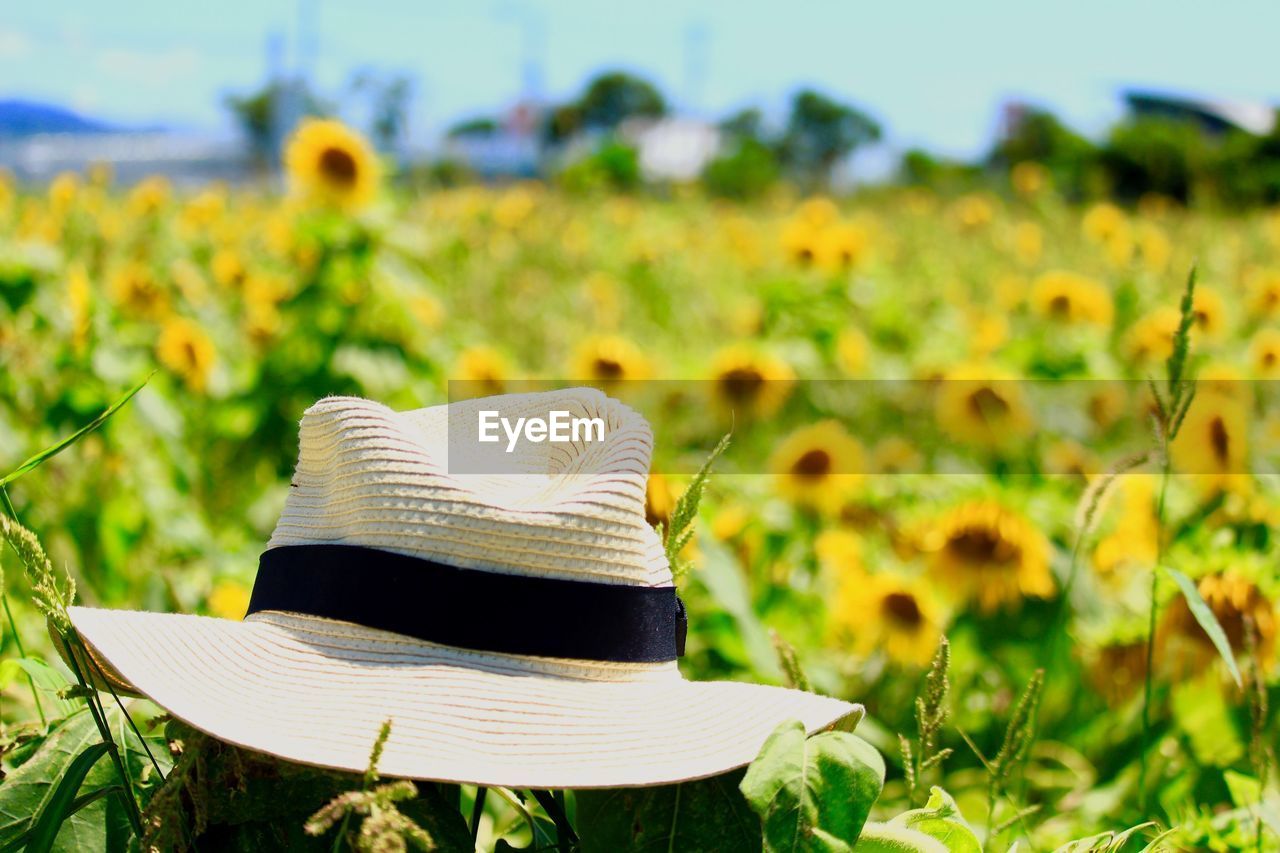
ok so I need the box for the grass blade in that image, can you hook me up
[1164,566,1243,688]
[23,742,112,853]
[0,373,152,487]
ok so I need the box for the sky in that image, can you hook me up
[0,1,1276,159]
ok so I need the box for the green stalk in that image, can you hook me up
[1139,446,1172,812]
[61,630,145,837]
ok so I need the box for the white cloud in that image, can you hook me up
[96,47,201,84]
[0,28,33,60]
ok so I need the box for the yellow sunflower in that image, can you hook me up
[1082,202,1127,244]
[1124,306,1180,364]
[708,345,795,419]
[1159,569,1276,674]
[1247,267,1280,320]
[921,500,1053,612]
[156,316,216,392]
[207,579,251,620]
[769,421,864,513]
[1011,221,1043,266]
[1029,270,1114,327]
[832,570,945,667]
[284,118,381,212]
[1092,475,1159,580]
[1171,394,1249,481]
[569,335,651,384]
[935,366,1034,451]
[453,346,511,397]
[1249,328,1280,378]
[815,221,872,273]
[1190,285,1228,340]
[835,327,869,375]
[781,219,820,267]
[1010,161,1048,197]
[872,437,924,474]
[109,262,169,320]
[645,473,676,529]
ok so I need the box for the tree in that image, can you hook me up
[987,106,1098,199]
[351,71,413,154]
[778,89,881,186]
[576,71,667,132]
[225,81,328,165]
[719,107,766,143]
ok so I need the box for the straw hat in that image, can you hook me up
[62,389,859,788]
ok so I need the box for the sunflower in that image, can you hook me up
[570,335,651,384]
[832,570,945,667]
[126,175,171,217]
[1011,161,1048,197]
[453,346,511,397]
[815,528,862,575]
[871,437,924,474]
[835,327,869,375]
[157,316,216,392]
[815,222,871,273]
[1247,267,1280,320]
[1011,221,1043,266]
[1171,394,1248,480]
[1159,569,1276,674]
[1082,202,1127,244]
[645,473,676,529]
[1134,223,1172,275]
[769,421,864,512]
[109,262,169,320]
[1124,306,1180,364]
[284,118,380,212]
[921,500,1053,612]
[1086,638,1149,706]
[935,367,1034,451]
[1190,286,1228,339]
[1029,271,1113,327]
[66,262,92,352]
[781,218,820,267]
[207,579,251,620]
[1249,328,1280,378]
[1092,475,1158,579]
[708,345,794,419]
[950,194,994,230]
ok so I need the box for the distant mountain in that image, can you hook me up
[0,99,114,136]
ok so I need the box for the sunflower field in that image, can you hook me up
[1,118,1279,851]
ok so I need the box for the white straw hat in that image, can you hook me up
[62,389,859,788]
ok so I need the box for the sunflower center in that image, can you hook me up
[1209,416,1230,466]
[720,367,765,401]
[592,358,625,379]
[1048,294,1072,316]
[319,146,359,186]
[1264,351,1277,368]
[968,386,1010,421]
[882,591,923,627]
[946,525,1019,566]
[791,449,832,481]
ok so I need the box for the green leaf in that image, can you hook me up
[1164,566,1243,687]
[739,720,885,853]
[888,788,980,853]
[24,743,112,853]
[0,373,152,486]
[851,823,947,852]
[696,536,781,680]
[0,710,130,852]
[0,786,124,853]
[578,769,761,853]
[0,658,76,717]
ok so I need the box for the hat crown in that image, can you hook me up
[267,389,672,587]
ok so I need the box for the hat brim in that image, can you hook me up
[65,606,861,789]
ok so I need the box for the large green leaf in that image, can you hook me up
[577,769,762,852]
[739,720,885,853]
[852,823,947,852]
[0,710,129,852]
[888,788,980,853]
[696,536,782,679]
[1164,567,1242,687]
[24,743,112,853]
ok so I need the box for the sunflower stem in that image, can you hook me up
[1140,441,1172,813]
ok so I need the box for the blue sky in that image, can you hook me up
[0,1,1274,158]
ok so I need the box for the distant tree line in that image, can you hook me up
[907,105,1280,207]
